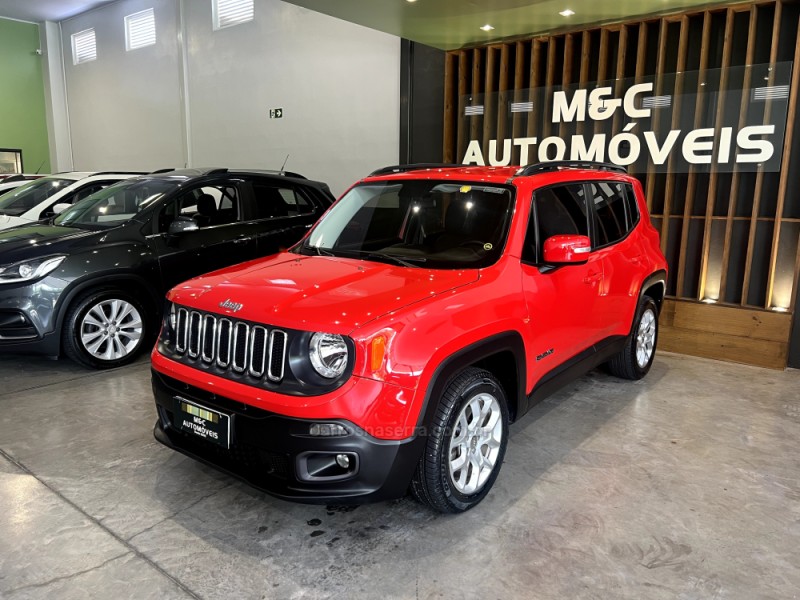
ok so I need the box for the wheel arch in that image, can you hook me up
[638,269,667,314]
[53,274,162,355]
[414,332,527,431]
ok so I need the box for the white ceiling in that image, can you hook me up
[0,0,116,23]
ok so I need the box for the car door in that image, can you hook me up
[588,180,651,339]
[241,177,325,256]
[520,183,606,380]
[146,182,259,291]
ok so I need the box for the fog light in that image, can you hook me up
[309,423,348,436]
[335,454,351,469]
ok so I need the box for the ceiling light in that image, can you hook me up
[480,24,495,31]
[559,9,575,16]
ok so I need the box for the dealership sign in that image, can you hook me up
[460,62,791,172]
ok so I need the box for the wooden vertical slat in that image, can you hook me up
[495,44,511,164]
[526,39,544,140]
[576,31,592,138]
[611,25,629,136]
[443,52,457,163]
[454,51,470,163]
[676,12,713,298]
[698,9,736,302]
[742,2,784,307]
[594,29,611,136]
[469,48,483,150]
[560,34,575,141]
[718,7,757,300]
[644,19,669,212]
[542,37,557,140]
[660,16,691,253]
[511,41,527,147]
[766,6,800,309]
[482,46,498,156]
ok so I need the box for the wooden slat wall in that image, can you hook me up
[443,0,800,369]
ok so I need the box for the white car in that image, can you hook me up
[0,171,143,230]
[0,175,45,197]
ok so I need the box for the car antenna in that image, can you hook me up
[35,160,45,174]
[279,154,290,176]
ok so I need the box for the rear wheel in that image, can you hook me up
[62,289,148,369]
[607,296,658,380]
[410,368,509,513]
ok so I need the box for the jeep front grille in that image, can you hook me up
[174,308,287,382]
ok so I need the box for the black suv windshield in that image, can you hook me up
[0,178,73,216]
[297,180,514,269]
[55,178,175,229]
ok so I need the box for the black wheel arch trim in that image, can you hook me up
[415,331,527,432]
[638,269,667,311]
[52,274,162,354]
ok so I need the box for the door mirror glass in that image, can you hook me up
[168,216,199,235]
[543,234,591,264]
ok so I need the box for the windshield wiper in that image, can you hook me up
[303,244,335,257]
[364,252,427,268]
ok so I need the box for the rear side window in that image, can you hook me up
[524,184,588,263]
[251,183,313,218]
[589,181,641,248]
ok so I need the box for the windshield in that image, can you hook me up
[297,180,514,269]
[54,178,174,229]
[0,178,73,216]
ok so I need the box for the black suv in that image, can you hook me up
[0,168,334,369]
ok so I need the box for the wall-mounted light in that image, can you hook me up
[771,306,788,313]
[559,9,576,17]
[480,24,495,31]
[701,297,717,304]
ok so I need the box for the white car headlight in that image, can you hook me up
[0,256,66,284]
[309,332,349,379]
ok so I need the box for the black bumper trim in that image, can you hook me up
[152,369,424,504]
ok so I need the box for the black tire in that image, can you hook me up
[410,368,510,513]
[607,296,659,380]
[62,288,149,369]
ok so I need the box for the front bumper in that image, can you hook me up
[0,281,60,356]
[152,369,425,504]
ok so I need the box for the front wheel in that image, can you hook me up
[62,289,149,369]
[607,296,659,380]
[410,368,509,513]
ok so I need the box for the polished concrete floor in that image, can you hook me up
[0,351,798,600]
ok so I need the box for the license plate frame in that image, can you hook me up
[174,397,231,449]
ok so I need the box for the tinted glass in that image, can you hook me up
[624,183,639,228]
[55,178,175,229]
[157,185,241,232]
[298,180,514,269]
[0,178,73,216]
[251,183,312,218]
[525,184,589,262]
[590,181,628,247]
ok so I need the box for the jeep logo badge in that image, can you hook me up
[219,299,243,312]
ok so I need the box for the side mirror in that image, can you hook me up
[52,203,71,215]
[168,216,199,235]
[543,234,592,264]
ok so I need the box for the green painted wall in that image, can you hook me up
[0,18,50,174]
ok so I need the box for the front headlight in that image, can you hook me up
[309,332,349,379]
[0,256,66,284]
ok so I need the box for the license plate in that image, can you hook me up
[174,397,231,449]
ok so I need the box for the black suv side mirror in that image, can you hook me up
[168,216,199,236]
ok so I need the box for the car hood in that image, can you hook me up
[0,215,30,230]
[169,254,479,334]
[0,224,102,262]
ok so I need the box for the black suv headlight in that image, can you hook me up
[308,333,349,379]
[0,256,66,284]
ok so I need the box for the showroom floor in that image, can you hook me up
[0,352,798,600]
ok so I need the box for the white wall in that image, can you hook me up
[40,21,73,172]
[58,0,400,194]
[61,0,185,171]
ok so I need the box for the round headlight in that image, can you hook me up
[309,332,349,379]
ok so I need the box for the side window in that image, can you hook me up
[590,181,628,248]
[157,185,241,232]
[523,184,589,262]
[624,183,640,228]
[251,183,312,218]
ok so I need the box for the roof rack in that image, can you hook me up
[149,168,175,174]
[93,171,147,176]
[516,161,628,176]
[369,163,464,177]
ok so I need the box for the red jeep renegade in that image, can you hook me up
[151,162,668,513]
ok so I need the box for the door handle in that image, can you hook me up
[233,236,254,245]
[583,270,602,284]
[630,255,643,264]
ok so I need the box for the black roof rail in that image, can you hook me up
[149,168,175,174]
[93,171,147,176]
[205,168,229,176]
[369,163,465,177]
[516,161,628,176]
